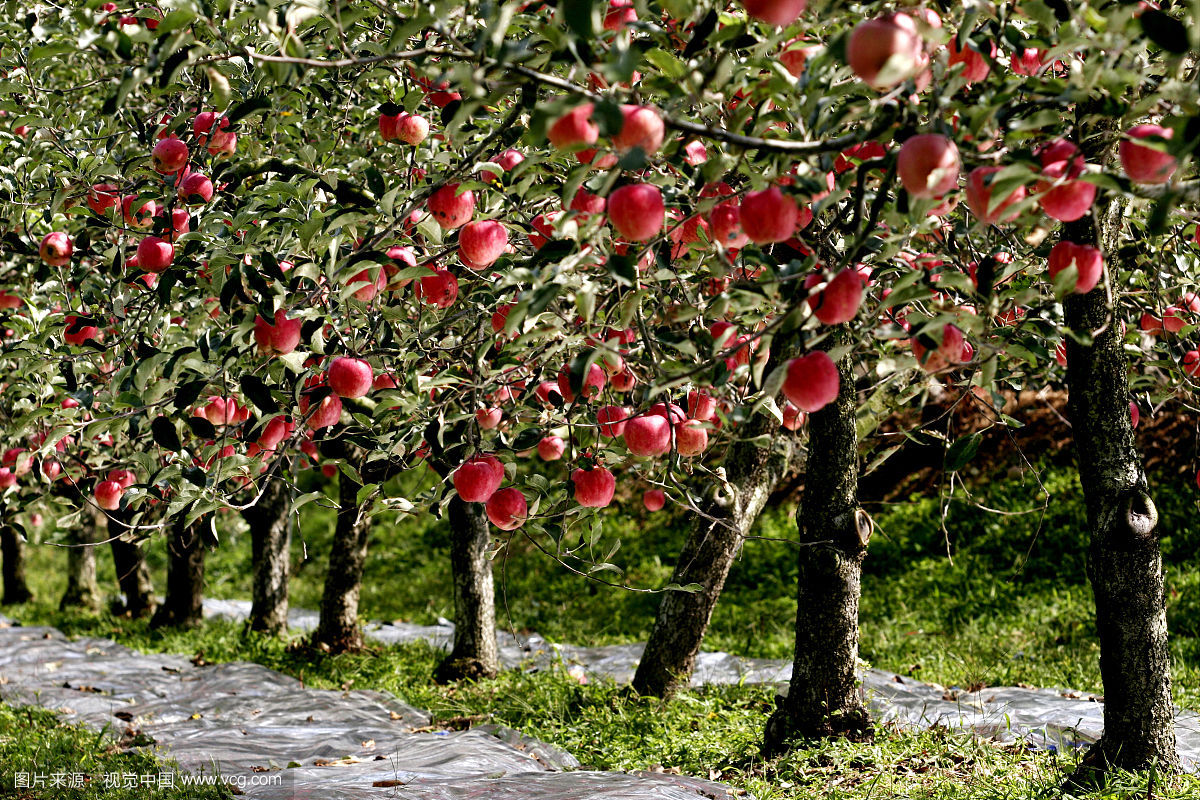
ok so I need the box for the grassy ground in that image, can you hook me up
[3,456,1199,798]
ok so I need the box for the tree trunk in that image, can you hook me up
[434,496,499,682]
[150,517,208,629]
[765,332,871,754]
[60,510,101,612]
[243,476,293,634]
[107,510,156,619]
[312,473,370,652]
[1062,195,1179,776]
[633,414,793,697]
[0,523,32,605]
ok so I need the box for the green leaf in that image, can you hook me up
[945,433,982,472]
[1140,9,1190,54]
[240,375,278,413]
[227,95,272,123]
[152,416,182,452]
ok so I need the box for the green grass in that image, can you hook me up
[4,458,1200,799]
[0,703,229,799]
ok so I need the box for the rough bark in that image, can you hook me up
[243,475,293,634]
[0,523,32,605]
[60,509,102,612]
[107,510,156,619]
[633,413,793,697]
[312,471,370,652]
[1062,180,1178,776]
[150,517,208,629]
[765,330,871,754]
[434,496,500,682]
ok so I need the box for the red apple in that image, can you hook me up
[136,236,174,273]
[63,315,99,346]
[623,414,671,457]
[805,268,864,325]
[596,405,629,436]
[643,489,665,512]
[1184,350,1200,377]
[537,436,566,461]
[608,183,664,241]
[742,0,806,27]
[459,220,508,267]
[782,352,840,412]
[486,487,528,530]
[301,393,343,430]
[88,183,120,214]
[1048,241,1103,294]
[557,363,606,403]
[847,13,922,90]
[94,479,123,510]
[740,187,798,243]
[454,455,504,502]
[674,419,708,456]
[687,391,717,421]
[122,195,157,227]
[965,166,1026,225]
[614,105,664,155]
[151,137,189,174]
[1121,124,1176,185]
[572,465,616,507]
[414,268,459,308]
[428,183,476,230]
[258,416,295,450]
[328,357,373,399]
[395,113,429,145]
[548,104,599,150]
[254,310,302,356]
[897,134,960,199]
[604,0,636,31]
[782,401,807,430]
[709,201,748,249]
[948,37,995,83]
[40,232,73,267]
[107,469,136,489]
[178,172,214,204]
[0,468,15,489]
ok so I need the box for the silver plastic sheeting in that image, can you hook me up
[203,598,1200,770]
[0,616,738,800]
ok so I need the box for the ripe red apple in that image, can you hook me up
[94,479,123,510]
[847,13,922,90]
[805,268,864,325]
[475,407,503,430]
[63,315,99,346]
[207,128,237,157]
[740,187,798,243]
[948,37,995,83]
[897,134,960,199]
[608,183,664,242]
[40,232,73,267]
[613,105,664,154]
[1011,48,1044,76]
[151,137,189,174]
[548,103,599,150]
[454,455,504,502]
[537,436,567,461]
[674,420,709,456]
[572,465,616,508]
[459,220,508,267]
[610,366,637,392]
[965,166,1026,225]
[258,416,295,450]
[596,405,629,436]
[1184,350,1200,378]
[328,357,374,398]
[0,468,15,489]
[254,310,302,356]
[88,183,120,214]
[643,489,665,512]
[1048,241,1103,294]
[136,236,174,273]
[650,402,687,424]
[414,268,459,308]
[912,324,969,372]
[782,401,807,430]
[623,414,672,457]
[107,468,136,489]
[378,112,400,141]
[709,201,748,249]
[687,391,717,421]
[394,113,429,145]
[1120,124,1176,185]
[427,183,475,229]
[122,195,157,227]
[486,487,528,530]
[604,0,636,31]
[301,393,343,430]
[557,363,607,403]
[781,352,840,412]
[1130,402,1141,429]
[178,172,214,204]
[742,0,806,27]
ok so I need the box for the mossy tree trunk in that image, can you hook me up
[313,469,371,652]
[765,330,871,754]
[151,516,208,629]
[633,413,793,697]
[1062,188,1178,776]
[434,496,500,682]
[243,475,293,634]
